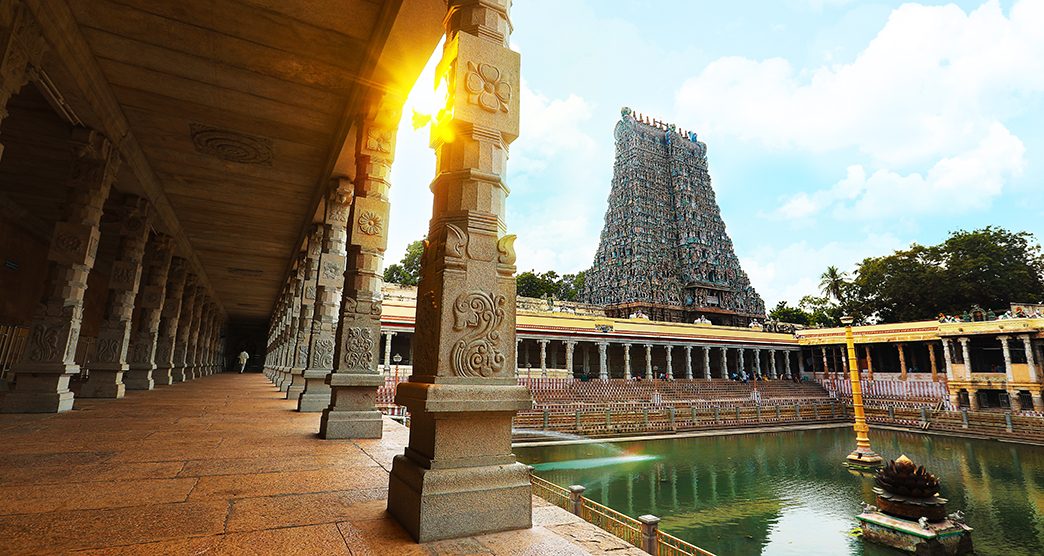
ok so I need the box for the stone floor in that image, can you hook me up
[0,373,647,555]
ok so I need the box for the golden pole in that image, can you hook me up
[842,316,883,469]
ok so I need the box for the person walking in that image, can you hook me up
[238,350,249,373]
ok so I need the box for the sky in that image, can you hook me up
[385,0,1044,309]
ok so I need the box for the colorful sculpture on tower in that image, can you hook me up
[582,107,766,326]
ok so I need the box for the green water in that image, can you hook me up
[515,427,1044,555]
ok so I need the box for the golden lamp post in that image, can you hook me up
[841,315,883,470]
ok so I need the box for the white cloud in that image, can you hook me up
[508,83,605,274]
[678,0,1043,223]
[678,0,1044,165]
[740,233,907,307]
[767,122,1025,221]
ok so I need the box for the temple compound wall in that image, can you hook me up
[582,108,765,326]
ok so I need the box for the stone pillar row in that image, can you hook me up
[0,133,226,412]
[0,6,227,411]
[511,338,799,380]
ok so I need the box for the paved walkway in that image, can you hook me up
[0,373,645,555]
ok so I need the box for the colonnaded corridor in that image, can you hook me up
[0,373,641,555]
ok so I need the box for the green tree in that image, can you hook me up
[799,295,845,328]
[941,227,1044,310]
[768,301,810,326]
[558,271,586,301]
[515,269,587,300]
[382,239,425,286]
[846,227,1044,323]
[516,270,549,298]
[819,265,849,302]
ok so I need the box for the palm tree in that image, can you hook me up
[820,266,848,302]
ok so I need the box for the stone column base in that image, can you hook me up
[387,381,533,542]
[319,373,384,439]
[276,370,291,392]
[79,369,127,399]
[153,367,174,386]
[297,370,332,412]
[124,369,155,390]
[173,368,188,383]
[0,370,77,413]
[285,369,306,400]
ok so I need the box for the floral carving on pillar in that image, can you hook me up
[357,211,383,236]
[465,61,511,113]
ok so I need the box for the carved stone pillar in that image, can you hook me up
[703,346,711,379]
[928,342,939,383]
[271,310,283,381]
[684,345,692,380]
[284,255,308,399]
[200,302,216,375]
[959,337,972,376]
[84,198,153,398]
[538,339,548,376]
[864,345,874,380]
[769,349,778,379]
[897,343,907,380]
[752,348,760,377]
[644,344,653,379]
[291,226,321,384]
[783,350,792,378]
[719,346,728,378]
[319,112,397,437]
[622,343,631,378]
[941,339,954,381]
[998,336,1013,382]
[2,130,118,413]
[821,347,829,379]
[564,340,575,376]
[123,233,174,389]
[664,345,673,379]
[172,279,198,383]
[738,348,745,376]
[153,258,187,385]
[388,0,531,540]
[597,341,608,380]
[1020,335,1038,383]
[0,1,47,163]
[201,312,214,375]
[185,287,207,381]
[275,286,294,390]
[383,331,397,374]
[298,189,345,412]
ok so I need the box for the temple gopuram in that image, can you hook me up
[582,107,765,326]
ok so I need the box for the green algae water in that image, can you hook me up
[515,427,1044,555]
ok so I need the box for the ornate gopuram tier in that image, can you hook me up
[387,0,532,543]
[581,108,765,326]
[1,129,119,413]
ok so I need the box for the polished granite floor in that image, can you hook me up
[0,372,646,555]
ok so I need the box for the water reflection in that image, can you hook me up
[515,428,1044,556]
